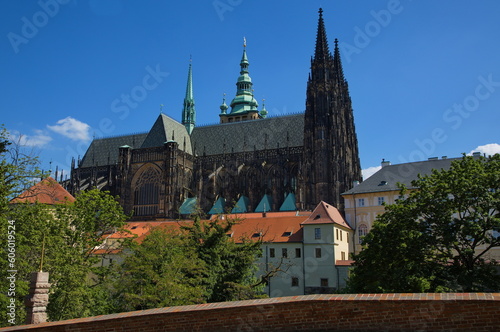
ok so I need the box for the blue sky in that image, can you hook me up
[2,0,500,180]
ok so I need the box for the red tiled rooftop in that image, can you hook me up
[301,201,351,229]
[10,177,75,205]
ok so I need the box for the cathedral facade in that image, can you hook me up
[67,9,362,219]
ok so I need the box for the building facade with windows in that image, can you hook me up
[96,201,354,297]
[342,158,457,253]
[342,155,500,260]
[66,9,361,218]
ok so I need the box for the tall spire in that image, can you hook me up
[333,38,346,84]
[182,58,195,135]
[314,8,332,62]
[302,8,362,212]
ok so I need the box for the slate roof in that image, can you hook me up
[11,177,75,205]
[342,158,459,195]
[191,113,304,156]
[80,113,303,168]
[80,132,148,168]
[141,113,193,154]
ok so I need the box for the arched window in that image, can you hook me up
[133,167,161,216]
[358,224,368,244]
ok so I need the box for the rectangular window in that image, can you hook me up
[378,196,385,205]
[315,248,322,258]
[341,251,346,260]
[321,278,329,287]
[358,198,365,207]
[295,248,301,258]
[269,248,275,258]
[291,277,299,287]
[282,248,288,258]
[314,227,321,240]
[336,229,339,240]
[340,230,343,241]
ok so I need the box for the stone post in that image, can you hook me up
[25,272,50,324]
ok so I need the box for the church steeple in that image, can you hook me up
[182,59,195,135]
[302,8,362,212]
[314,8,332,62]
[220,38,260,123]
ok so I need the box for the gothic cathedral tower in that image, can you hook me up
[302,8,362,212]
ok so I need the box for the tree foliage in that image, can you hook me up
[112,227,206,311]
[348,154,500,293]
[0,187,127,326]
[182,216,264,302]
[111,216,265,311]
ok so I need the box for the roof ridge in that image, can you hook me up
[195,112,305,129]
[93,131,149,141]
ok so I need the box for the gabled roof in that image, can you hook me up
[255,194,272,213]
[80,132,148,168]
[179,197,198,215]
[209,197,226,215]
[280,192,296,211]
[141,113,192,154]
[232,195,249,213]
[10,177,75,205]
[301,201,351,229]
[191,113,304,156]
[342,158,457,195]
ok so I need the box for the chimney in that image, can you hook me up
[381,159,391,168]
[25,272,51,324]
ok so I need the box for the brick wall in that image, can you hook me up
[1,293,499,331]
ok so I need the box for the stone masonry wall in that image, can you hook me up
[1,293,499,331]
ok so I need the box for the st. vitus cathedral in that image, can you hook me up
[67,9,362,219]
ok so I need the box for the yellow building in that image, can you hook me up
[342,155,500,261]
[343,157,456,253]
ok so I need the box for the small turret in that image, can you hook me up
[219,93,228,115]
[260,99,268,118]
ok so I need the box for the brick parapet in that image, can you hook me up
[2,293,499,331]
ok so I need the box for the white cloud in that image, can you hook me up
[47,117,91,141]
[9,129,52,147]
[362,165,382,180]
[468,143,500,156]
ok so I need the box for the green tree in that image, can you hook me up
[46,189,128,320]
[348,154,500,293]
[182,216,264,302]
[0,189,127,326]
[0,127,48,326]
[112,227,206,311]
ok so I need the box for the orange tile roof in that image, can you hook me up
[335,260,355,266]
[97,202,347,251]
[100,214,310,247]
[301,201,351,229]
[228,215,307,243]
[10,177,75,205]
[211,210,311,220]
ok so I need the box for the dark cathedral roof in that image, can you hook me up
[141,113,193,154]
[80,132,148,168]
[190,113,304,156]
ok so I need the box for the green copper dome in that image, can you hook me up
[229,44,259,115]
